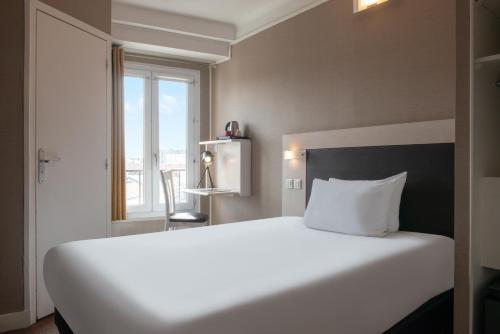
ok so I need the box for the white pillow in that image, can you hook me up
[304,178,397,237]
[329,172,407,232]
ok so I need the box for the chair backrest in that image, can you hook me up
[160,170,176,230]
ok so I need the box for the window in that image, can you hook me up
[124,63,200,217]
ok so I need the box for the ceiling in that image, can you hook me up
[112,0,327,38]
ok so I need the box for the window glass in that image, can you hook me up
[158,79,189,205]
[124,76,145,209]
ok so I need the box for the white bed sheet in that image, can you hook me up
[44,217,454,334]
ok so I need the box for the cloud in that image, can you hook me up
[125,97,144,115]
[159,94,177,115]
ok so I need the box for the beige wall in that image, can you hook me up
[40,0,111,34]
[0,0,25,315]
[212,0,456,224]
[0,0,111,316]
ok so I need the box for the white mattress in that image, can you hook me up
[44,217,454,334]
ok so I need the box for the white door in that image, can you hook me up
[35,10,109,318]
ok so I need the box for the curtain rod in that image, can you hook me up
[124,52,210,68]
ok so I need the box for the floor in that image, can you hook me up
[5,316,57,334]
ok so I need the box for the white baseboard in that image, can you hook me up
[0,310,32,333]
[110,217,207,236]
[111,218,165,237]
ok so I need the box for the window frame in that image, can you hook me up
[124,62,200,218]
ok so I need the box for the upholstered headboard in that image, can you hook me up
[282,119,455,238]
[305,144,454,238]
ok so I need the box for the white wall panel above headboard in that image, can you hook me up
[282,119,455,216]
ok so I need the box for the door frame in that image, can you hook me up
[24,0,112,324]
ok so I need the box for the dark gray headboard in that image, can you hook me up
[306,144,454,238]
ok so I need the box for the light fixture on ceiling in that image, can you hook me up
[354,0,389,13]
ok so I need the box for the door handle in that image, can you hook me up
[38,148,61,184]
[38,148,61,163]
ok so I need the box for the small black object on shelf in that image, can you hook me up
[216,136,250,140]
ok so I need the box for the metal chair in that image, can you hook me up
[160,170,209,231]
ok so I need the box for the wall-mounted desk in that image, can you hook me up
[182,188,238,197]
[185,139,251,225]
[199,138,251,197]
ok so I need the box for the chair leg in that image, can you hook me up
[165,220,174,232]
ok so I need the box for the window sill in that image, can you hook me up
[126,211,165,219]
[113,215,164,224]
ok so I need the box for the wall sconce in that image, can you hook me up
[283,150,305,161]
[354,0,389,13]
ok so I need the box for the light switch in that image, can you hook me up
[293,179,302,190]
[285,179,294,189]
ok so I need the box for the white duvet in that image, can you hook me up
[44,217,454,334]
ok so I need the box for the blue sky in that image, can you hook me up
[124,76,187,159]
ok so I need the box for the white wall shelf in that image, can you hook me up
[199,138,251,196]
[475,53,500,64]
[469,3,500,329]
[182,189,238,197]
[199,138,249,145]
[479,177,500,270]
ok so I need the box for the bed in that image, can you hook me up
[45,217,453,334]
[45,122,455,334]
